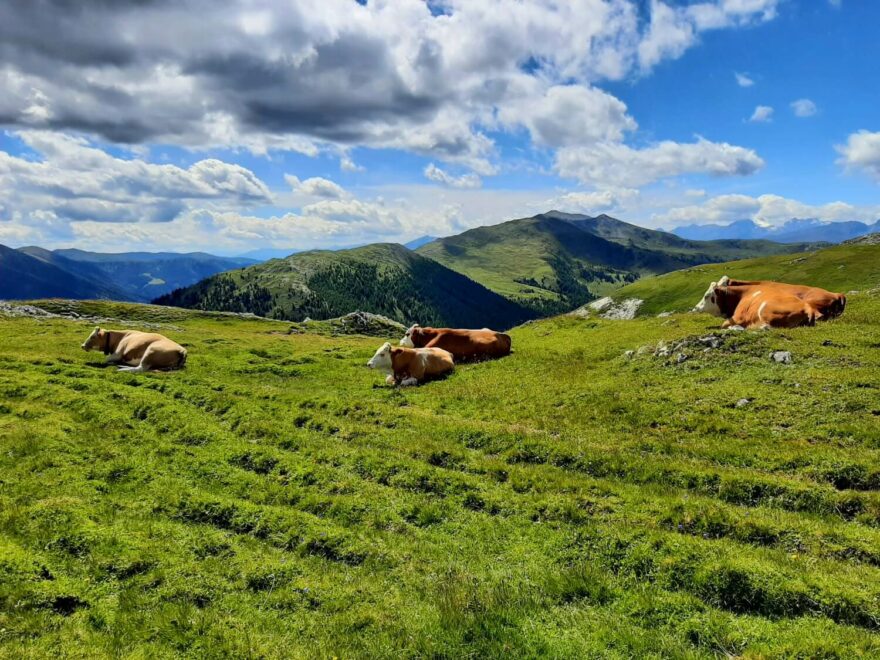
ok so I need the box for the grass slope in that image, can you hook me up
[1,291,879,657]
[155,243,534,329]
[613,242,880,316]
[417,211,816,314]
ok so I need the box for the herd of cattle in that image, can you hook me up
[80,275,847,382]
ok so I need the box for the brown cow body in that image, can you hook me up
[400,325,511,361]
[367,342,454,386]
[81,327,187,372]
[693,276,846,329]
[720,277,846,318]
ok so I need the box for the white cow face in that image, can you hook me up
[367,342,393,371]
[81,326,103,351]
[399,324,418,347]
[693,282,723,316]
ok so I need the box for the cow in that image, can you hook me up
[693,281,825,329]
[366,342,454,386]
[81,326,187,372]
[718,276,846,318]
[399,324,512,361]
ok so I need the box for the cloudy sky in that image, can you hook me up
[1,0,878,254]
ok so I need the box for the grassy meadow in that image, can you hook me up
[1,289,880,657]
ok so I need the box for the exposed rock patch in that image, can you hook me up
[570,297,644,320]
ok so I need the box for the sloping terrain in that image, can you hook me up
[1,289,879,657]
[3,246,254,302]
[51,249,256,300]
[611,242,880,316]
[417,211,816,313]
[0,244,132,301]
[155,243,534,329]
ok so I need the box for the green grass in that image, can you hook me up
[613,243,880,316]
[1,292,880,657]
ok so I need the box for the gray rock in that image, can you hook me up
[770,351,792,364]
[624,350,635,359]
[657,311,673,318]
[637,345,652,355]
[569,297,644,321]
[735,398,751,408]
[675,353,688,364]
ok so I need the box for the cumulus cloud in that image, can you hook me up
[836,130,880,182]
[544,188,640,214]
[790,98,818,117]
[0,131,271,230]
[749,105,774,122]
[286,175,348,199]
[555,137,764,187]
[423,164,482,189]
[735,72,755,87]
[655,193,880,226]
[0,0,780,175]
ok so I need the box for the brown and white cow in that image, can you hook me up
[366,342,454,386]
[81,326,187,372]
[399,325,512,361]
[692,278,838,329]
[719,276,846,318]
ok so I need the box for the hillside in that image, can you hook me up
[154,243,534,329]
[0,244,132,301]
[3,246,254,302]
[611,242,880,316]
[2,290,879,657]
[51,249,256,299]
[417,211,816,314]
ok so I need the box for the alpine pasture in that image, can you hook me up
[2,279,880,657]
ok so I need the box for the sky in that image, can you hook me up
[1,0,879,255]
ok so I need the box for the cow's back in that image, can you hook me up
[425,328,510,359]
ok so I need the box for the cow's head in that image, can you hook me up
[693,282,724,316]
[81,326,105,352]
[367,342,394,372]
[399,324,420,348]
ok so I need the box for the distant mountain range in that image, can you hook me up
[0,246,255,301]
[155,243,534,329]
[156,211,818,325]
[671,218,880,244]
[416,211,817,314]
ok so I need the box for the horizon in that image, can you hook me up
[1,1,879,254]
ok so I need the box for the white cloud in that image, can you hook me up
[423,164,482,189]
[790,98,818,118]
[685,188,707,198]
[836,130,880,182]
[735,72,754,87]
[286,175,348,199]
[555,137,764,187]
[544,188,640,214]
[749,105,774,122]
[498,83,637,148]
[0,131,271,229]
[0,0,781,176]
[655,192,880,227]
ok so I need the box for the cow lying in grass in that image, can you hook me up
[693,276,846,329]
[81,326,187,372]
[720,277,846,318]
[399,324,512,361]
[367,342,454,386]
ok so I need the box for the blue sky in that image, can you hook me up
[0,0,878,254]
